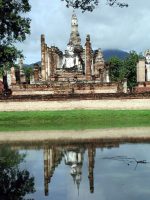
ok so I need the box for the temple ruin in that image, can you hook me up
[10,11,118,96]
[40,12,110,83]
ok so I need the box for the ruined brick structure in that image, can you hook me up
[30,11,117,95]
[40,12,110,84]
[136,50,150,93]
[10,12,118,95]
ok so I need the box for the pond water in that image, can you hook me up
[1,141,150,200]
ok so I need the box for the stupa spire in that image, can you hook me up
[69,11,81,48]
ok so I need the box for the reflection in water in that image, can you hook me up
[88,146,95,193]
[64,147,84,193]
[103,156,149,170]
[43,142,118,196]
[0,146,35,200]
[44,147,63,196]
[2,140,150,200]
[44,146,86,196]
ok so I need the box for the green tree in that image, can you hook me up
[62,0,128,12]
[124,51,139,91]
[0,0,31,68]
[0,68,3,78]
[0,146,35,200]
[109,57,124,82]
[23,66,34,84]
[109,51,139,92]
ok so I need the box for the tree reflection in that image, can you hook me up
[0,146,35,200]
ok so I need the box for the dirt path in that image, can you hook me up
[1,99,150,111]
[0,127,150,143]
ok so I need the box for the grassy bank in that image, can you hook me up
[0,110,150,132]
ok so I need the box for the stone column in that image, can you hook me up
[34,64,39,82]
[106,69,110,83]
[45,44,48,81]
[54,51,58,74]
[41,34,46,81]
[49,49,51,77]
[11,67,16,85]
[91,58,94,75]
[137,60,145,82]
[47,48,50,79]
[85,35,92,81]
[123,78,127,93]
[19,57,26,83]
[50,48,54,78]
[146,63,150,81]
[50,47,58,78]
[7,72,11,87]
[59,54,63,69]
[57,52,62,69]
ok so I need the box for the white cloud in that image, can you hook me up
[16,0,150,64]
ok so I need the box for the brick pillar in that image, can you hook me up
[47,48,51,78]
[137,59,145,82]
[11,67,16,85]
[34,64,39,82]
[88,147,95,193]
[85,35,92,81]
[50,47,58,79]
[50,48,54,78]
[45,44,48,80]
[41,34,46,81]
[54,50,58,74]
[19,57,26,83]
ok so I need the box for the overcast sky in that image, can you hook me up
[16,0,150,64]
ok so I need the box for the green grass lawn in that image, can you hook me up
[0,110,150,131]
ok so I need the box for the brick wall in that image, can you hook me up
[11,82,118,96]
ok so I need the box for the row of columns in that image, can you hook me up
[41,34,109,82]
[41,34,62,81]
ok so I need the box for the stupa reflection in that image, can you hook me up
[43,141,119,196]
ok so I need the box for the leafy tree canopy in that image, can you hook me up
[109,51,139,91]
[0,0,31,68]
[124,51,139,90]
[62,0,128,12]
[0,0,31,45]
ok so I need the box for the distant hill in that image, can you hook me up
[23,61,41,68]
[103,49,129,61]
[24,49,129,67]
